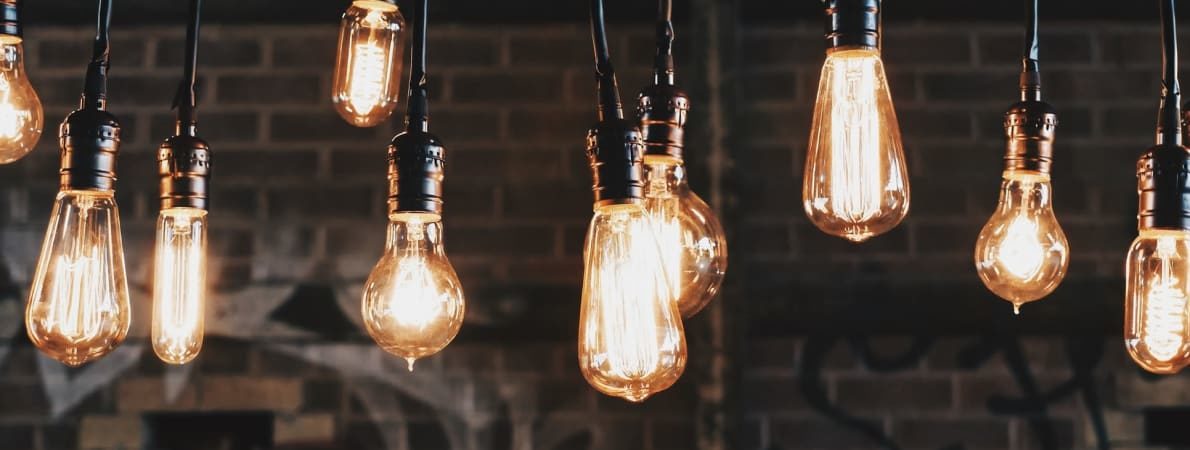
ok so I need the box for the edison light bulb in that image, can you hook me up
[26,190,130,367]
[151,208,206,364]
[803,48,909,242]
[641,156,727,318]
[974,171,1068,313]
[1125,230,1190,373]
[362,213,464,370]
[332,0,405,127]
[0,35,42,164]
[578,203,686,402]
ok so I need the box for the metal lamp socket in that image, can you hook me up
[1003,100,1057,174]
[1137,143,1190,230]
[0,1,19,38]
[637,83,689,161]
[158,130,211,210]
[586,118,645,206]
[58,107,121,192]
[824,0,879,50]
[388,128,445,215]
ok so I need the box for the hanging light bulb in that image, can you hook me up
[27,0,129,367]
[578,0,685,403]
[803,0,909,242]
[332,0,405,127]
[974,0,1069,314]
[151,0,210,365]
[361,0,464,371]
[636,0,727,319]
[1125,0,1190,375]
[0,0,44,164]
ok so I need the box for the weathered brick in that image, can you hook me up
[836,377,953,411]
[217,75,323,104]
[893,418,1010,449]
[453,72,564,103]
[157,37,263,68]
[38,38,146,69]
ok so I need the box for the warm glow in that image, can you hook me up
[151,208,207,365]
[26,191,130,367]
[332,0,404,127]
[578,203,686,402]
[1126,229,1190,374]
[0,37,43,164]
[974,171,1069,312]
[362,213,464,370]
[641,157,728,318]
[803,48,908,242]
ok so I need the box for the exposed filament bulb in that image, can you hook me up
[1125,229,1190,374]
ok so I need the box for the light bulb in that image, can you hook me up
[362,213,464,370]
[1125,229,1190,374]
[151,208,206,365]
[26,190,130,367]
[803,48,909,242]
[641,156,727,318]
[332,0,405,128]
[578,203,686,402]
[974,171,1069,313]
[0,35,42,164]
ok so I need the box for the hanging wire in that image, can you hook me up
[175,0,202,133]
[590,0,622,120]
[1020,0,1041,101]
[654,0,675,85]
[83,0,113,109]
[405,0,429,130]
[1158,0,1181,144]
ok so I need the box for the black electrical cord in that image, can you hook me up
[405,0,428,131]
[1020,0,1040,101]
[590,0,622,120]
[1159,0,1181,145]
[175,0,201,133]
[654,0,674,85]
[83,0,112,109]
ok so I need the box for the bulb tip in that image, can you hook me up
[1013,304,1022,315]
[405,358,416,372]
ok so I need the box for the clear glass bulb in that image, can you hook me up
[803,48,909,242]
[362,213,464,370]
[332,0,405,128]
[974,171,1069,313]
[578,203,686,402]
[151,208,207,365]
[1125,229,1190,374]
[0,36,43,164]
[25,190,130,367]
[641,156,728,318]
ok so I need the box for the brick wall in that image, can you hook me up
[0,16,1178,450]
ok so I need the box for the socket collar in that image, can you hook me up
[1137,143,1190,230]
[158,130,211,210]
[587,118,645,206]
[824,0,879,50]
[637,83,689,161]
[59,107,121,191]
[1003,100,1058,174]
[388,129,445,215]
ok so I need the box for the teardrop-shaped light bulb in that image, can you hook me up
[803,48,909,242]
[0,35,42,164]
[362,213,465,370]
[974,171,1069,313]
[1125,229,1190,374]
[332,0,405,127]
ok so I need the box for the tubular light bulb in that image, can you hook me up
[1125,230,1190,374]
[578,203,686,402]
[0,35,42,164]
[332,0,405,128]
[974,171,1069,313]
[26,190,130,367]
[641,156,728,318]
[362,213,464,370]
[151,208,207,364]
[803,48,909,242]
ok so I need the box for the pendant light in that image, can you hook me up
[1125,0,1190,375]
[25,0,130,367]
[636,0,728,319]
[332,0,406,127]
[973,0,1069,314]
[152,0,209,365]
[577,0,686,403]
[0,0,42,164]
[802,0,909,242]
[360,0,465,372]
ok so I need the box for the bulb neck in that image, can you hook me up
[587,118,646,207]
[58,107,121,192]
[388,129,445,215]
[1137,143,1190,231]
[158,131,211,211]
[824,0,879,51]
[1002,100,1057,174]
[637,83,689,161]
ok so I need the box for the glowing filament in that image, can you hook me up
[997,216,1045,280]
[347,42,386,114]
[47,249,104,343]
[828,55,882,223]
[1143,237,1188,362]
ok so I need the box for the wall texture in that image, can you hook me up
[0,13,1180,450]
